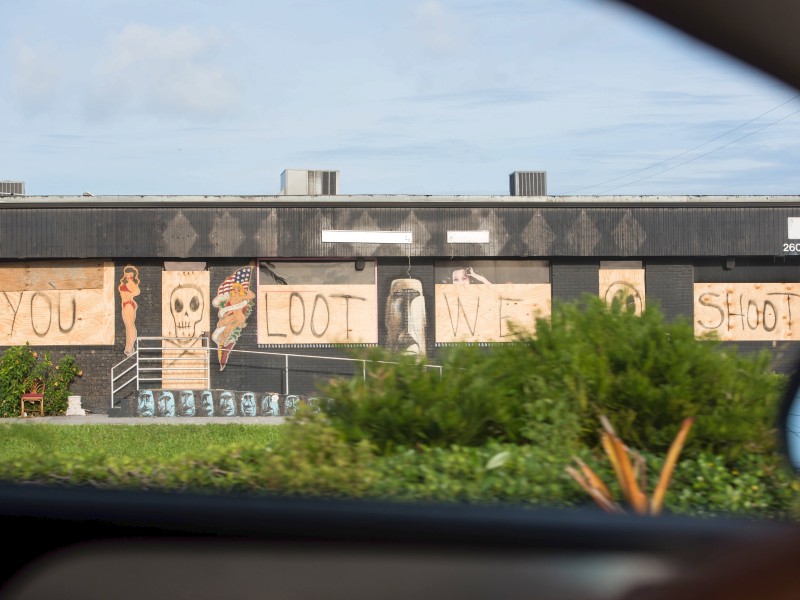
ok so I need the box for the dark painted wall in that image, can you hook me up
[551,261,599,303]
[3,200,800,259]
[3,198,800,413]
[645,262,695,322]
[6,256,800,414]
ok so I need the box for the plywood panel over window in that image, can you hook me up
[435,284,551,343]
[162,270,210,389]
[434,260,551,344]
[0,260,114,345]
[599,268,645,316]
[256,260,378,345]
[694,282,800,340]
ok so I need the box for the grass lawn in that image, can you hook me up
[0,423,288,461]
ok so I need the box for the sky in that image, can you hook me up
[2,0,799,197]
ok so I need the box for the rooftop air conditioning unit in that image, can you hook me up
[509,171,546,196]
[0,181,25,196]
[280,169,339,196]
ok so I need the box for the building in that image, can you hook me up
[1,192,798,416]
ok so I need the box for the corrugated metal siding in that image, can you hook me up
[2,204,800,259]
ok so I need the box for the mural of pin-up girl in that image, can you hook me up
[119,265,141,356]
[451,266,491,285]
[211,266,256,371]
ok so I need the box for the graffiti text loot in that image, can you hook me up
[257,285,378,345]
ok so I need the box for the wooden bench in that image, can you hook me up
[20,380,44,418]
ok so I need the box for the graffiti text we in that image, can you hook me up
[434,284,551,344]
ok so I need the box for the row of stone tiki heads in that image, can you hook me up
[135,389,332,417]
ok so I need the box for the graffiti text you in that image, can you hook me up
[0,289,115,345]
[1,291,77,337]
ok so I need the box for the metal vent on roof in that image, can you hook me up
[0,181,25,196]
[509,171,546,196]
[280,170,339,195]
[308,170,337,195]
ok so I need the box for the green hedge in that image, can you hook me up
[0,297,793,520]
[1,417,796,520]
[319,297,785,464]
[666,453,800,518]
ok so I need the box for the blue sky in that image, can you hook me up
[2,0,799,196]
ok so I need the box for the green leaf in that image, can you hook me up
[485,451,510,471]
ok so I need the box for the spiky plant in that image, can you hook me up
[567,415,694,516]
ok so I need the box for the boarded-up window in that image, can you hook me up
[162,270,211,388]
[600,267,645,316]
[0,260,115,345]
[694,282,800,341]
[434,260,551,344]
[257,260,378,345]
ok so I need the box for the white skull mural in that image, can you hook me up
[170,285,204,337]
[161,272,210,390]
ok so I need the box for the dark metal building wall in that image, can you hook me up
[6,199,800,413]
[551,261,599,303]
[694,259,800,283]
[3,203,800,259]
[739,342,800,374]
[645,262,695,322]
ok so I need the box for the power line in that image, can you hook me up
[599,106,800,193]
[563,93,800,195]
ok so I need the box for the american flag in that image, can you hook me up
[217,266,253,297]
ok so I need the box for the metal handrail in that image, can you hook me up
[111,337,443,408]
[111,337,211,407]
[110,352,138,402]
[216,345,444,392]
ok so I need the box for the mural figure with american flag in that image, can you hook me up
[211,264,256,371]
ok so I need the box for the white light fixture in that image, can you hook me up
[447,230,490,244]
[322,230,413,244]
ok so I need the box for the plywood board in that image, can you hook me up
[0,260,114,345]
[162,271,210,388]
[257,284,378,345]
[435,284,551,343]
[0,260,105,291]
[694,282,800,341]
[600,268,645,315]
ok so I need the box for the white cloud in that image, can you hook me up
[87,24,239,120]
[412,1,469,54]
[415,0,446,18]
[9,41,62,115]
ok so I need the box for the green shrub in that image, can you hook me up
[370,441,584,507]
[561,424,799,520]
[318,346,582,455]
[0,345,37,416]
[317,296,781,464]
[522,295,784,463]
[0,344,83,417]
[664,452,800,519]
[0,418,794,519]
